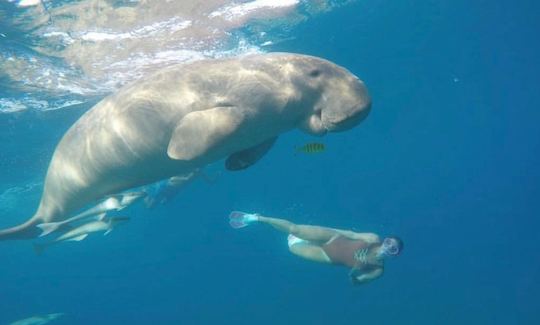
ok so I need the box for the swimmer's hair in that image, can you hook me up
[387,235,404,255]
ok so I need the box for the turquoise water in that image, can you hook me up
[1,0,539,324]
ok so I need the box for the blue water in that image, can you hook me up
[1,0,540,324]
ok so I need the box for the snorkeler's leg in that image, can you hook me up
[230,212,340,242]
[256,216,296,232]
[292,225,341,242]
[287,236,332,263]
[332,230,380,244]
[257,216,339,243]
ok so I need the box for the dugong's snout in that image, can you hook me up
[320,77,371,133]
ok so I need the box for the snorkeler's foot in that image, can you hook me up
[228,211,259,229]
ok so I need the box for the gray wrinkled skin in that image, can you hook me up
[0,52,371,240]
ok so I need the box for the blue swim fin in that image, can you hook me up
[228,211,259,229]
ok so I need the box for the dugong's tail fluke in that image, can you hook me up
[0,217,41,241]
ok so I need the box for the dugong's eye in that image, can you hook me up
[309,69,321,78]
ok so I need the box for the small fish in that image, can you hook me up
[33,217,129,255]
[296,142,326,154]
[36,191,145,237]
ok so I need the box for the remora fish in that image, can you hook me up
[33,217,129,255]
[36,191,144,237]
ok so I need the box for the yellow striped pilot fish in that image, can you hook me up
[296,142,326,154]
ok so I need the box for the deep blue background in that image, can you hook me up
[1,0,539,324]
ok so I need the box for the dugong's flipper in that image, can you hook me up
[167,106,244,160]
[225,137,278,171]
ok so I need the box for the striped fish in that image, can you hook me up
[296,142,326,154]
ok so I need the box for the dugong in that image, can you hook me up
[0,52,371,241]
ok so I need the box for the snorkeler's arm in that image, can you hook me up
[350,267,383,285]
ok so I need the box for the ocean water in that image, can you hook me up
[1,0,539,324]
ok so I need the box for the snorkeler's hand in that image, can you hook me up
[350,268,383,285]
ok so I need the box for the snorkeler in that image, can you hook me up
[229,211,403,285]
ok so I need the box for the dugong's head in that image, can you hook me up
[279,54,372,135]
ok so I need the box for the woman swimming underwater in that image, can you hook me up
[229,211,403,285]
